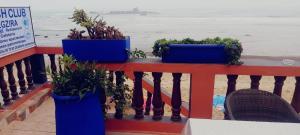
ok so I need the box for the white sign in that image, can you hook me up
[0,7,36,58]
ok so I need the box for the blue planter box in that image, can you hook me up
[62,36,130,63]
[52,91,105,135]
[162,44,228,63]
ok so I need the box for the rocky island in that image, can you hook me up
[107,8,159,16]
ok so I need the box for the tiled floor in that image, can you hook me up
[0,98,165,135]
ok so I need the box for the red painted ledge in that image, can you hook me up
[35,47,64,54]
[105,114,186,134]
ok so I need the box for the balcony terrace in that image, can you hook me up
[0,47,299,134]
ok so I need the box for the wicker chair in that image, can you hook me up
[225,89,300,123]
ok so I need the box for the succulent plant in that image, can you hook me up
[68,9,125,40]
[67,28,86,40]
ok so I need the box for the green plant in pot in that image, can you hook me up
[50,55,134,135]
[152,37,243,65]
[62,9,130,63]
[50,55,107,135]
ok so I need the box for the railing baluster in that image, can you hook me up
[100,74,107,116]
[250,75,262,89]
[30,54,47,84]
[49,54,57,74]
[99,88,106,116]
[24,58,34,89]
[108,71,114,90]
[152,72,163,120]
[162,102,165,116]
[291,77,300,113]
[171,73,182,121]
[115,71,125,119]
[58,56,63,74]
[6,63,19,100]
[133,72,144,119]
[0,67,11,105]
[226,75,238,96]
[15,60,27,94]
[273,76,286,96]
[102,71,114,116]
[144,91,152,115]
[224,75,238,119]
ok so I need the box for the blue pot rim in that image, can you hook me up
[62,36,130,41]
[168,44,225,48]
[52,91,97,101]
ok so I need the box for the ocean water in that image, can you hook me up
[32,10,300,56]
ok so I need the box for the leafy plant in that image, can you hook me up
[68,9,125,40]
[67,28,85,40]
[128,48,147,59]
[49,55,106,99]
[105,72,133,118]
[152,37,243,65]
[49,55,134,117]
[200,37,243,65]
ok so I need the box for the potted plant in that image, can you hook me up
[152,37,243,65]
[50,55,107,135]
[62,9,130,62]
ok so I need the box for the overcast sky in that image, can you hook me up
[1,0,300,12]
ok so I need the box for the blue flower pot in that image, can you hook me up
[52,91,105,135]
[162,44,228,63]
[62,36,130,63]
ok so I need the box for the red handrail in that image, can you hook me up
[2,46,300,118]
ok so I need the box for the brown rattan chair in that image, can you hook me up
[225,89,300,123]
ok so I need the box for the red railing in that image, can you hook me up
[0,46,300,134]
